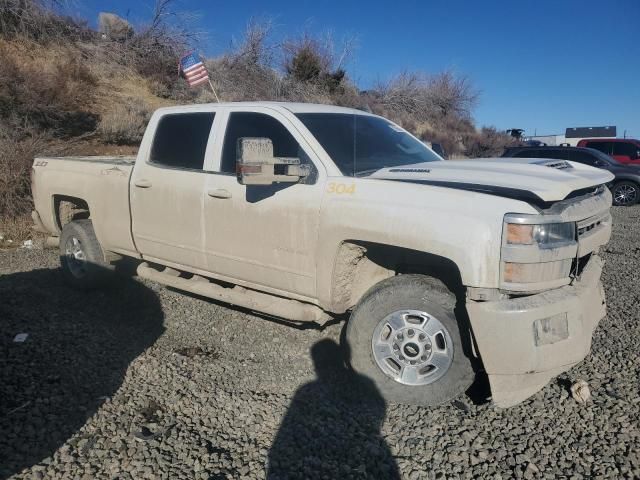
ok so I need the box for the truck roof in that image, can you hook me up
[153,101,373,116]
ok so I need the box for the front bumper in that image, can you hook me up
[466,255,606,407]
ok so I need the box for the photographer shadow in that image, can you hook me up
[0,265,164,479]
[267,339,400,479]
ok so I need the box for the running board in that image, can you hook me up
[136,262,330,323]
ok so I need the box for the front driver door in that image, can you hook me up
[202,108,324,299]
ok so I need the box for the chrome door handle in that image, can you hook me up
[134,179,152,188]
[207,189,232,199]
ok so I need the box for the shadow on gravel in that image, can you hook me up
[268,339,400,480]
[0,267,164,479]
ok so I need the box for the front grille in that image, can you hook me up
[577,212,609,237]
[578,219,603,237]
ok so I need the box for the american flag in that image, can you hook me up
[179,52,210,87]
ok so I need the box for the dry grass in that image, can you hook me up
[0,124,50,218]
[0,214,34,247]
[97,98,151,145]
[0,39,98,136]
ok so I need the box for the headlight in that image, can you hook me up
[501,217,578,291]
[506,222,576,247]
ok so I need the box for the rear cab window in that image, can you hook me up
[150,112,215,170]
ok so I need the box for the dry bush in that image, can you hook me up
[369,72,429,119]
[426,71,478,119]
[0,0,93,42]
[370,70,477,123]
[0,40,98,136]
[367,70,479,155]
[102,0,204,96]
[0,124,50,218]
[282,31,356,96]
[203,19,281,102]
[97,99,151,145]
[464,126,516,158]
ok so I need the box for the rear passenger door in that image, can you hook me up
[131,110,217,270]
[202,107,324,299]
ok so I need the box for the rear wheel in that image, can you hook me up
[60,220,113,289]
[611,181,639,206]
[346,274,475,406]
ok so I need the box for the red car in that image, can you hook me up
[577,138,640,165]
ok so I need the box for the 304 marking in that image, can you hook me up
[327,182,356,194]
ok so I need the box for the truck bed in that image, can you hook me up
[32,155,137,257]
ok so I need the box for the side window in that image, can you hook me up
[548,149,569,160]
[533,150,568,160]
[584,141,612,155]
[150,112,215,170]
[220,112,316,182]
[569,150,598,166]
[514,149,541,157]
[613,142,638,158]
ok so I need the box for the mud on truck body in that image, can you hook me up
[31,102,614,407]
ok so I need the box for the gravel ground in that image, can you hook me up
[1,206,639,479]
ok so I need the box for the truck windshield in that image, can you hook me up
[296,113,442,176]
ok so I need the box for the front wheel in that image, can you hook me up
[611,181,639,206]
[345,274,475,406]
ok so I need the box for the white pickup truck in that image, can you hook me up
[31,102,614,407]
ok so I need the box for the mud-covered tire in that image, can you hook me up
[59,220,113,289]
[345,274,475,406]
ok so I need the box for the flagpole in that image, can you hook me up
[208,78,220,103]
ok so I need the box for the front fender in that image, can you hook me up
[315,177,536,309]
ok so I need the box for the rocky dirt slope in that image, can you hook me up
[1,206,639,479]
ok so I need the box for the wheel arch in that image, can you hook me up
[328,240,466,313]
[53,195,91,233]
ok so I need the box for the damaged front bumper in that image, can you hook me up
[466,255,606,408]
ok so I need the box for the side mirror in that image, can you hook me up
[236,138,310,186]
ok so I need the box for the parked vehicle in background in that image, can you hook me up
[503,145,640,206]
[31,102,615,408]
[577,138,640,165]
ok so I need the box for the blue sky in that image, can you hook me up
[77,0,639,138]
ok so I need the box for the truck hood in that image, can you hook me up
[367,158,615,205]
